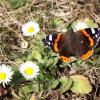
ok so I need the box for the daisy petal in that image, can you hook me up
[0,64,14,87]
[19,61,39,80]
[22,21,40,36]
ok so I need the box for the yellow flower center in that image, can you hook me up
[0,72,6,80]
[25,67,34,75]
[27,27,35,33]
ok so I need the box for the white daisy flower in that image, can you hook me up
[22,21,40,36]
[73,21,88,32]
[0,64,14,87]
[19,61,39,80]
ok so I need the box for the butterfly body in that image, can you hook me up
[42,28,100,62]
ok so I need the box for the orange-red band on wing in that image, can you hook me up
[80,50,93,60]
[80,29,94,47]
[54,33,61,52]
[59,56,71,62]
[79,29,94,60]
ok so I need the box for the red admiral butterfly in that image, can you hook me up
[42,28,100,62]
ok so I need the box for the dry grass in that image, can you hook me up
[0,0,100,100]
[0,0,100,30]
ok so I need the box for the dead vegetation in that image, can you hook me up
[0,0,100,100]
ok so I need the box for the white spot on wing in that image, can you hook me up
[91,28,95,34]
[95,34,98,37]
[48,42,51,45]
[49,34,52,41]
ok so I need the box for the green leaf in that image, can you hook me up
[52,58,58,66]
[59,76,73,93]
[86,19,98,28]
[6,0,27,9]
[27,55,32,61]
[15,58,23,65]
[71,21,77,29]
[70,75,92,94]
[50,80,59,89]
[46,59,53,67]
[52,18,63,28]
[31,50,42,62]
[21,85,33,94]
[11,70,25,85]
[32,83,43,93]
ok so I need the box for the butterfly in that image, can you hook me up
[42,28,100,62]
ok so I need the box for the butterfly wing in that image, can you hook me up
[58,28,94,61]
[42,28,100,62]
[42,34,58,51]
[57,33,74,62]
[84,28,100,47]
[73,29,95,60]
